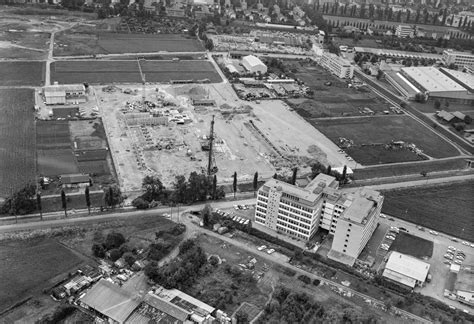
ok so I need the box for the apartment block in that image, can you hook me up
[254,175,384,266]
[320,52,354,79]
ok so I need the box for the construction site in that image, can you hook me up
[95,81,351,193]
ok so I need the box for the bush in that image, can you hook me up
[104,232,125,250]
[209,255,219,266]
[297,274,311,284]
[37,306,76,324]
[123,252,136,267]
[312,279,321,286]
[132,197,149,209]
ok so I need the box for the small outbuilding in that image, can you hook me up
[60,173,90,188]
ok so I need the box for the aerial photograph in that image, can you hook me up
[0,0,473,322]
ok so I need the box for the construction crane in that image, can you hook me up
[207,115,218,176]
[137,57,146,103]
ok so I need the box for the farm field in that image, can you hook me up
[53,32,203,56]
[310,115,460,165]
[0,61,45,86]
[0,89,36,198]
[382,181,474,241]
[0,239,83,313]
[50,60,221,84]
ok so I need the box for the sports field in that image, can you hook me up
[0,239,82,313]
[51,60,221,84]
[0,61,45,86]
[0,89,36,198]
[311,116,460,165]
[382,181,474,241]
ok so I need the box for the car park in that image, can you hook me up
[257,245,267,251]
[267,248,276,254]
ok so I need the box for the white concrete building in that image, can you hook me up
[241,55,267,74]
[43,83,86,105]
[442,50,474,68]
[320,52,354,79]
[382,251,430,289]
[255,174,384,266]
[395,25,414,38]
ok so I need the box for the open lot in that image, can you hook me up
[287,62,392,118]
[50,60,221,84]
[389,232,433,259]
[0,61,45,86]
[0,239,83,313]
[0,89,36,198]
[382,181,474,241]
[311,115,460,165]
[54,31,203,56]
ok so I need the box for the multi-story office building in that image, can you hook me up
[255,175,384,266]
[395,25,414,38]
[320,52,354,79]
[442,50,474,68]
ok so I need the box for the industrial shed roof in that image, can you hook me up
[383,251,430,286]
[402,67,468,93]
[79,279,140,323]
[242,55,265,68]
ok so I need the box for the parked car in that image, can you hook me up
[444,254,453,260]
[454,260,463,265]
[443,260,451,265]
[386,235,396,240]
[417,226,425,231]
[462,241,470,246]
[381,246,389,251]
[380,214,386,219]
[448,246,456,251]
[399,227,408,232]
[451,238,459,242]
[456,255,465,261]
[266,248,276,254]
[257,245,267,251]
[388,218,395,221]
[429,230,439,236]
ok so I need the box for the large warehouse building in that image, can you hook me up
[382,251,430,289]
[241,55,267,74]
[43,82,86,105]
[255,174,384,266]
[388,67,474,103]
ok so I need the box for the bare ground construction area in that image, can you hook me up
[96,82,348,193]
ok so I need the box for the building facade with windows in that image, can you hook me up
[320,52,354,79]
[254,175,384,265]
[442,50,474,68]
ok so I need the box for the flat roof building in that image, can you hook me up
[255,174,383,266]
[241,55,267,74]
[401,67,474,102]
[442,50,474,68]
[43,83,86,105]
[320,52,354,79]
[382,251,430,289]
[439,67,474,93]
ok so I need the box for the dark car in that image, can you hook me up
[388,217,395,221]
[399,227,408,232]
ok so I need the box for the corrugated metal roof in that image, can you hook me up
[79,279,140,323]
[384,251,430,284]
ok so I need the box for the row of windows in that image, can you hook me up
[281,192,300,202]
[257,201,267,208]
[278,208,311,225]
[256,206,266,214]
[280,199,313,214]
[279,200,313,217]
[276,224,309,237]
[277,215,310,230]
[258,196,268,203]
[259,191,269,198]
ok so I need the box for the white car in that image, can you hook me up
[266,248,276,254]
[454,260,463,265]
[456,255,465,261]
[462,241,470,246]
[471,243,474,248]
[386,235,396,240]
[257,245,267,251]
[380,214,387,219]
[444,254,453,260]
[429,230,439,235]
[381,246,389,251]
[448,246,456,251]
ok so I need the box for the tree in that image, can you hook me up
[212,174,217,200]
[0,183,36,216]
[326,165,332,175]
[233,171,237,199]
[465,115,472,124]
[132,197,149,209]
[92,243,106,258]
[123,252,136,267]
[104,232,126,250]
[205,39,214,51]
[420,171,427,177]
[61,189,67,218]
[291,168,297,185]
[434,99,441,109]
[341,165,347,183]
[109,248,123,262]
[235,310,249,324]
[253,172,259,197]
[202,203,211,227]
[36,193,42,221]
[311,162,326,179]
[142,176,164,202]
[85,186,91,215]
[104,185,123,209]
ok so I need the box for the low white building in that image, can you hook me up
[43,83,86,105]
[382,251,430,289]
[241,55,267,74]
[320,52,354,79]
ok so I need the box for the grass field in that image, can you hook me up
[353,158,469,180]
[0,61,45,86]
[54,32,203,56]
[0,239,82,313]
[311,116,460,164]
[51,60,221,84]
[389,232,433,259]
[0,89,36,198]
[382,181,474,241]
